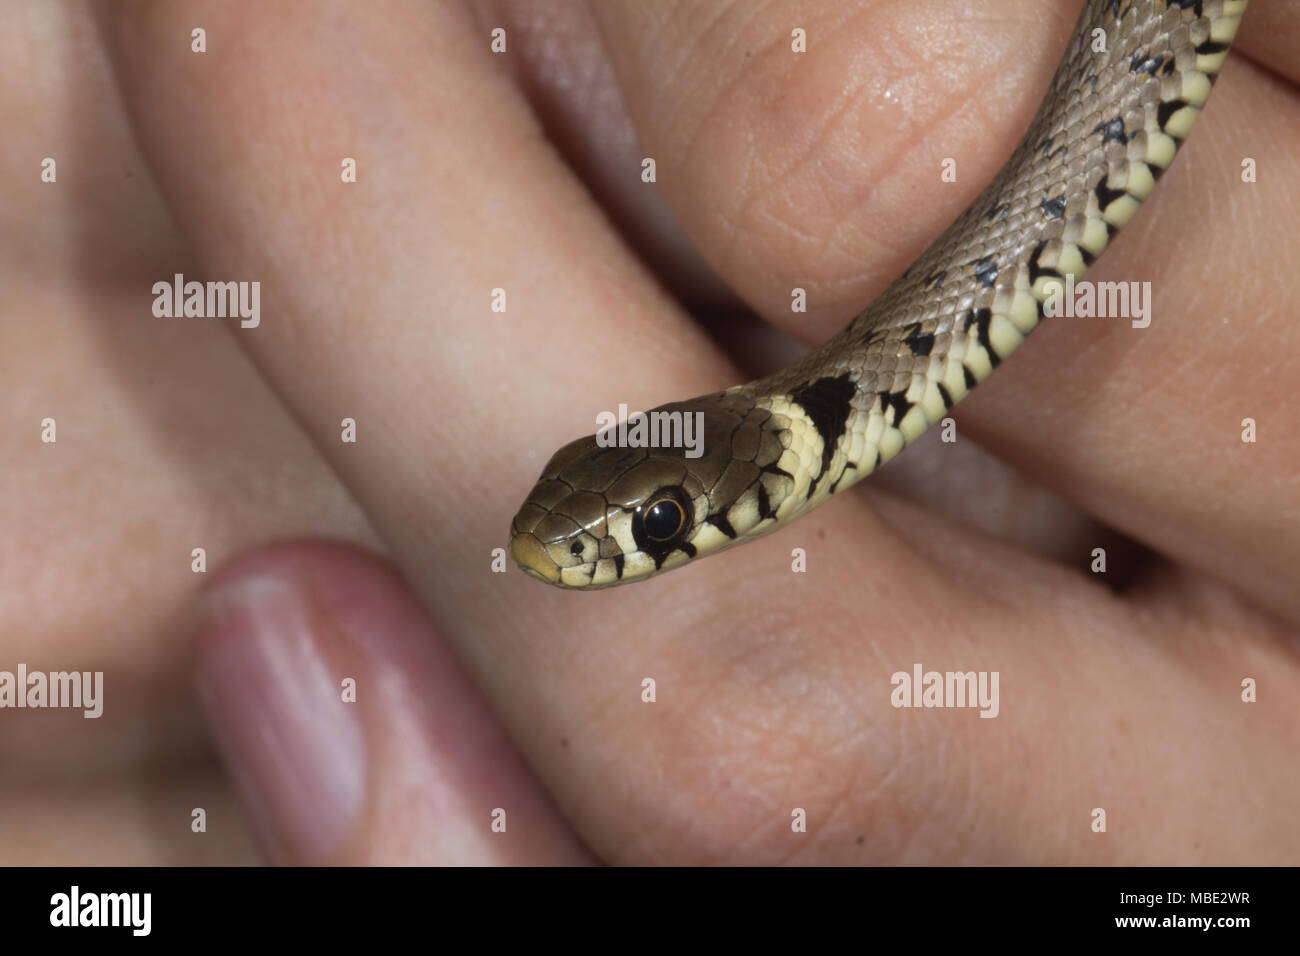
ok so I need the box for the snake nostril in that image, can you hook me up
[570,540,584,557]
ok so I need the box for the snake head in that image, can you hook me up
[508,397,792,588]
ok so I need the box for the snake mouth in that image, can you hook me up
[508,532,562,584]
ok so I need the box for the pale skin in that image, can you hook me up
[2,0,1298,864]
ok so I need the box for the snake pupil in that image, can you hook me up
[629,485,694,565]
[644,500,684,541]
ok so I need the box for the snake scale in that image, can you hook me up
[510,0,1247,588]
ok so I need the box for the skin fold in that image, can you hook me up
[1,0,1297,863]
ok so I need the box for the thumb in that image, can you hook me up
[193,541,591,864]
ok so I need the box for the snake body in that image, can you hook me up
[510,0,1247,588]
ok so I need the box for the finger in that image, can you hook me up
[0,0,383,863]
[469,0,736,307]
[105,0,741,860]
[594,0,1300,621]
[195,541,593,864]
[592,0,1083,333]
[1235,0,1300,85]
[104,0,735,629]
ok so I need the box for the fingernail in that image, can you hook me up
[196,573,366,863]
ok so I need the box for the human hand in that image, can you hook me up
[5,0,1296,864]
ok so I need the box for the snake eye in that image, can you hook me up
[631,486,694,564]
[643,497,686,542]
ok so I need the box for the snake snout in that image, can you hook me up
[509,489,610,586]
[508,531,561,584]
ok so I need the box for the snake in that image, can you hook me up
[509,0,1247,589]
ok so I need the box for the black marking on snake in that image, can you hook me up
[1036,135,1067,162]
[1129,49,1161,75]
[874,450,883,469]
[985,201,1010,223]
[789,374,856,496]
[859,327,887,348]
[709,512,737,539]
[1094,116,1129,145]
[1039,195,1067,219]
[923,269,947,290]
[1082,62,1101,96]
[1160,56,1177,76]
[649,542,695,570]
[964,308,1001,368]
[962,365,977,390]
[937,382,954,409]
[1169,0,1204,16]
[760,462,794,480]
[829,461,856,495]
[613,553,625,578]
[1027,239,1060,286]
[1147,160,1167,182]
[978,321,1002,368]
[1080,246,1097,267]
[755,481,774,521]
[1157,99,1190,134]
[962,307,990,333]
[969,254,998,288]
[883,390,913,425]
[1095,179,1128,213]
[902,323,935,357]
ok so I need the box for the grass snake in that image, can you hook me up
[509,0,1247,589]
